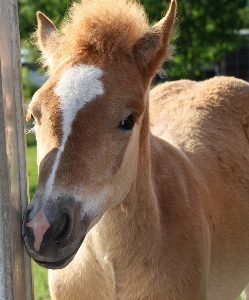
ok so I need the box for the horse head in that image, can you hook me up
[22,0,176,269]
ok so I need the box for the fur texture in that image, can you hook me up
[35,0,149,69]
[22,0,249,299]
[44,64,104,199]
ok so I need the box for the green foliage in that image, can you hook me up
[18,0,248,79]
[140,0,169,23]
[239,6,249,28]
[18,0,73,44]
[141,0,245,79]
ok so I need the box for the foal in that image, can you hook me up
[22,0,249,299]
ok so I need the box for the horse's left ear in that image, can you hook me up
[36,12,60,69]
[133,0,176,78]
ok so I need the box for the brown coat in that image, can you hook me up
[22,0,249,299]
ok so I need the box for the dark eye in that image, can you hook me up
[119,113,137,131]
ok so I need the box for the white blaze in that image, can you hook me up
[44,64,104,198]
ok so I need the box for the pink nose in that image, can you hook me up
[23,199,75,257]
[22,197,86,269]
[26,207,50,252]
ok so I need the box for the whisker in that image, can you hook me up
[26,127,35,135]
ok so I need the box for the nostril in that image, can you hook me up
[54,213,72,246]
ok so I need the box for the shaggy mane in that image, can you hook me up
[39,0,149,65]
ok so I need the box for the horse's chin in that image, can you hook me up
[34,235,85,270]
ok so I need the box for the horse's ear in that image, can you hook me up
[133,0,176,78]
[36,12,60,68]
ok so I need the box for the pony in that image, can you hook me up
[22,0,249,299]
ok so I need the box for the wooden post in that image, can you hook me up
[0,0,34,299]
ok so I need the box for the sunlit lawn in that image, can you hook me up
[26,134,51,300]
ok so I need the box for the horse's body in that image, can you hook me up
[47,77,249,300]
[22,0,249,299]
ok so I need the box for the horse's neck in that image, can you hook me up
[90,134,162,255]
[85,145,161,295]
[90,133,202,251]
[86,134,206,296]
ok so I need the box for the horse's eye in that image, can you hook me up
[119,113,137,131]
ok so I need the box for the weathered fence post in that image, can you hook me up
[0,0,34,299]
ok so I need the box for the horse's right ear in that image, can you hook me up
[36,12,60,68]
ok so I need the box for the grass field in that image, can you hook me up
[26,134,51,300]
[26,133,245,300]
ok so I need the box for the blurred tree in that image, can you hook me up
[141,0,245,79]
[18,0,73,100]
[239,5,249,28]
[140,0,168,23]
[18,0,72,45]
[18,0,247,79]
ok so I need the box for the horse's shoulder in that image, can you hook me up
[149,76,249,115]
[150,76,249,101]
[149,79,195,103]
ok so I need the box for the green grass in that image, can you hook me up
[26,134,38,200]
[26,133,51,300]
[33,262,51,300]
